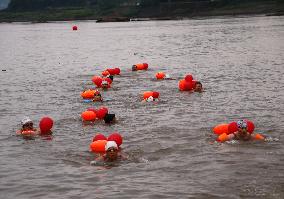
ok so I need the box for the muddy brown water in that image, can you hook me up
[0,16,283,199]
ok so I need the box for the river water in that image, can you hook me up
[0,16,283,199]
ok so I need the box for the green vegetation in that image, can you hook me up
[0,0,283,22]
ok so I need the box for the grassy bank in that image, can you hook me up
[0,1,283,23]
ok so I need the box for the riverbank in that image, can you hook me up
[0,1,283,23]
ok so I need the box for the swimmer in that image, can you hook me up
[104,113,117,124]
[16,117,38,136]
[226,120,253,141]
[93,91,103,102]
[108,75,114,81]
[142,96,156,103]
[132,65,138,71]
[101,80,110,90]
[194,81,203,92]
[164,74,175,80]
[95,141,127,162]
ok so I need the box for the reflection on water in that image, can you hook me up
[0,16,284,199]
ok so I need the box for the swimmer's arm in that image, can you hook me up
[227,134,235,140]
[217,133,235,142]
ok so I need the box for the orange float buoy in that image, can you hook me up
[90,140,107,153]
[102,70,110,77]
[254,133,265,140]
[213,123,229,135]
[217,133,229,142]
[135,63,145,70]
[179,79,186,91]
[81,111,96,121]
[81,89,96,99]
[156,72,165,80]
[21,130,37,136]
[143,91,154,99]
[72,26,78,31]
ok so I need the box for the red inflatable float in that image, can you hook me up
[108,132,123,147]
[96,107,108,119]
[143,91,159,100]
[156,72,165,80]
[39,117,53,134]
[81,111,96,121]
[92,133,107,142]
[92,76,103,87]
[90,140,107,153]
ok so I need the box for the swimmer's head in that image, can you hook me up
[21,117,34,130]
[93,92,102,101]
[237,120,248,135]
[108,75,114,81]
[132,65,137,71]
[105,141,118,151]
[237,120,247,129]
[195,81,203,92]
[165,74,170,79]
[105,141,118,161]
[104,113,116,124]
[146,96,154,102]
[101,81,109,89]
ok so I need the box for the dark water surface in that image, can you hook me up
[0,16,283,199]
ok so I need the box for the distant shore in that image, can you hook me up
[0,1,283,23]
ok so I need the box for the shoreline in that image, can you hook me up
[0,12,283,24]
[0,3,283,24]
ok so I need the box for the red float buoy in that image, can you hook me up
[114,68,121,75]
[92,76,103,87]
[143,63,149,70]
[152,91,160,99]
[156,72,165,80]
[92,133,107,142]
[72,26,78,31]
[39,117,54,134]
[96,107,108,119]
[185,74,193,82]
[246,120,255,134]
[228,122,238,134]
[108,132,123,147]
